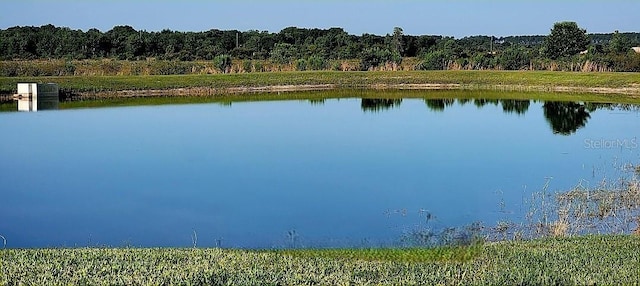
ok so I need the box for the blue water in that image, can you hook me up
[1,97,639,248]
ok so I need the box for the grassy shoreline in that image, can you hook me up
[2,235,639,285]
[2,71,640,99]
[4,89,640,113]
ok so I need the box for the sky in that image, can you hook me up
[0,1,638,38]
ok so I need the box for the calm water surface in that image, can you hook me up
[1,94,639,248]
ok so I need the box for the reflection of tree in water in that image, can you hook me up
[309,99,325,105]
[361,98,402,112]
[584,102,640,112]
[424,98,455,111]
[501,99,530,114]
[357,97,635,136]
[473,98,500,108]
[543,101,591,135]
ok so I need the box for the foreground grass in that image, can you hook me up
[1,70,640,95]
[1,235,639,285]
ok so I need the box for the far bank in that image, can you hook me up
[1,71,640,101]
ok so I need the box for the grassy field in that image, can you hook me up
[1,235,639,285]
[1,70,640,96]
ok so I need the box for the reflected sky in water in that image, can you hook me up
[0,98,638,248]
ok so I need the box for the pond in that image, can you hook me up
[1,90,639,248]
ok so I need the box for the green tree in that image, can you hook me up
[416,50,449,70]
[470,52,497,69]
[609,30,632,54]
[213,54,232,73]
[392,27,404,56]
[269,43,297,64]
[498,46,531,70]
[543,21,589,59]
[106,25,141,60]
[359,47,401,70]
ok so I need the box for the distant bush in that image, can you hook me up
[470,53,497,70]
[242,60,252,73]
[295,59,307,71]
[213,55,232,73]
[604,52,640,72]
[152,61,190,75]
[331,61,343,71]
[360,47,402,71]
[498,47,532,70]
[307,56,327,70]
[416,51,448,70]
[253,61,264,72]
[270,43,297,65]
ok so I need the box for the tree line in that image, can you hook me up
[1,22,639,73]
